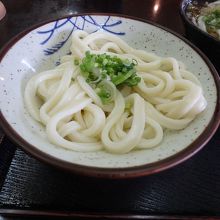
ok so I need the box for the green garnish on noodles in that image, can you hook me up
[79,51,140,104]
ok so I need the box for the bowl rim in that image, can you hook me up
[0,13,220,179]
[180,0,220,44]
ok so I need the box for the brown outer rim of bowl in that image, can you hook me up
[0,13,219,179]
[180,0,220,44]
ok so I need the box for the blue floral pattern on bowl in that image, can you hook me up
[38,15,125,55]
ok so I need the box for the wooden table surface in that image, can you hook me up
[0,0,220,219]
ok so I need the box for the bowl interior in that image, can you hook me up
[0,15,218,169]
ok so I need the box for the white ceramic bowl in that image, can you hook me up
[0,14,219,178]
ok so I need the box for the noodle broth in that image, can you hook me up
[186,0,220,40]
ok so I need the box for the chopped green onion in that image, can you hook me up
[96,80,116,104]
[203,9,220,29]
[111,69,134,86]
[74,59,79,65]
[79,51,141,104]
[125,101,132,112]
[132,59,138,65]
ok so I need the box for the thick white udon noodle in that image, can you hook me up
[24,30,207,154]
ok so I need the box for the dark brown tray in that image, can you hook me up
[1,130,220,219]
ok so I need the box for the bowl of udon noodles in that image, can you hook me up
[180,0,220,67]
[0,14,219,178]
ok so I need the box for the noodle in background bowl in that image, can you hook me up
[0,14,219,178]
[180,0,220,69]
